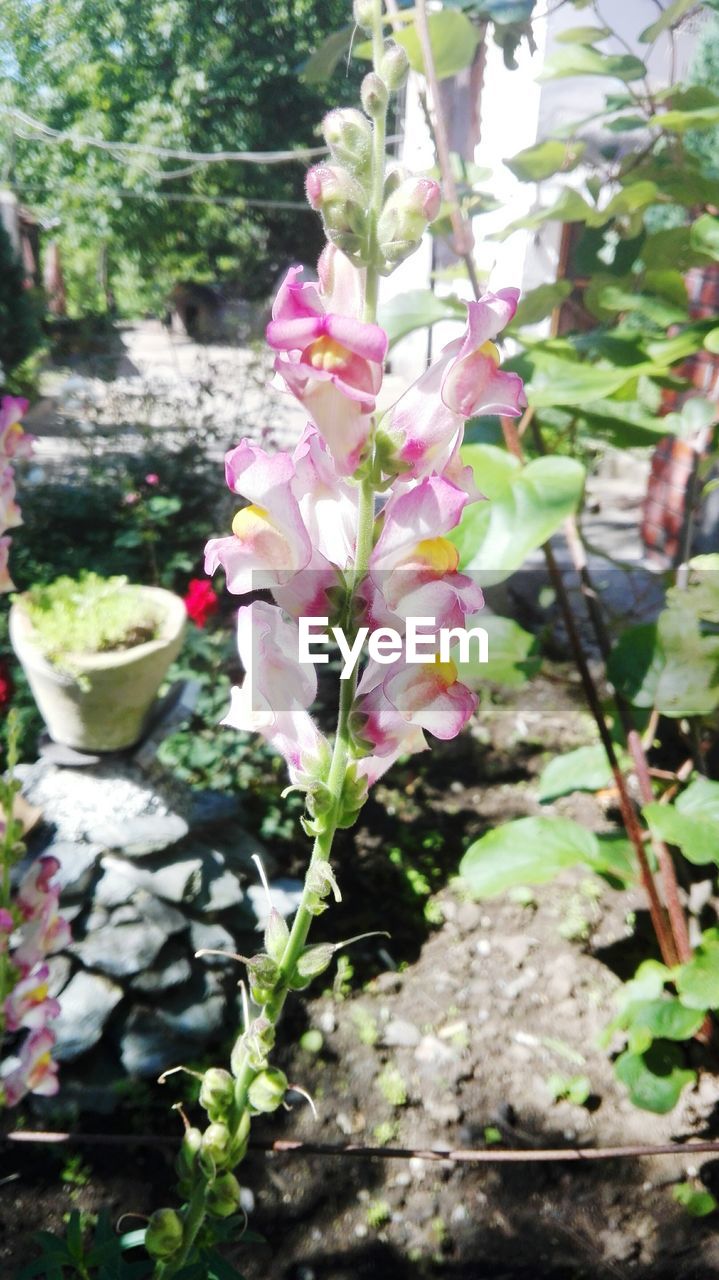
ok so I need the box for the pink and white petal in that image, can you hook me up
[354,727,428,786]
[292,425,359,567]
[384,665,477,740]
[284,374,372,476]
[270,265,324,326]
[323,314,388,366]
[443,350,525,419]
[317,245,365,319]
[236,601,317,711]
[454,289,520,363]
[372,475,469,572]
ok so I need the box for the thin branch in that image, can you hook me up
[6,1129,719,1164]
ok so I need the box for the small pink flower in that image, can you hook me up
[123,491,140,506]
[4,964,60,1032]
[222,601,326,784]
[383,289,526,480]
[266,264,387,475]
[0,396,34,460]
[16,857,61,921]
[1,1027,59,1106]
[145,473,159,486]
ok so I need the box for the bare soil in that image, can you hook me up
[2,674,719,1279]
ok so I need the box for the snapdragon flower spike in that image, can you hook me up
[222,601,327,786]
[266,263,388,475]
[381,289,526,480]
[369,474,483,628]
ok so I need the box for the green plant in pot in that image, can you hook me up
[9,573,186,752]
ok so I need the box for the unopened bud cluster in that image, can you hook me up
[306,40,439,273]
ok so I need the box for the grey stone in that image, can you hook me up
[91,813,189,858]
[455,902,483,933]
[121,974,227,1076]
[195,848,245,913]
[188,790,242,830]
[42,841,103,897]
[54,971,123,1061]
[120,1008,198,1077]
[96,853,203,905]
[131,949,193,993]
[382,1018,421,1049]
[190,920,237,967]
[109,889,186,938]
[72,919,168,977]
[247,877,303,926]
[46,954,72,998]
[213,830,276,879]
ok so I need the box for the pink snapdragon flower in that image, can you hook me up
[0,397,34,460]
[222,601,327,784]
[267,261,388,475]
[1,1027,59,1106]
[369,474,483,629]
[381,289,526,479]
[204,430,357,619]
[4,964,60,1032]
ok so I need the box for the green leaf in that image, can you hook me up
[643,801,719,867]
[651,104,719,131]
[676,934,719,1010]
[691,215,719,262]
[642,226,712,272]
[453,613,540,688]
[673,1183,718,1217]
[393,11,482,80]
[451,447,585,583]
[524,353,658,409]
[494,188,595,239]
[300,25,353,84]
[378,289,464,346]
[705,328,719,354]
[555,25,611,45]
[512,281,572,327]
[640,0,697,41]
[460,815,600,899]
[538,46,646,82]
[505,139,585,182]
[628,998,705,1042]
[593,834,637,885]
[538,744,615,801]
[607,623,663,707]
[614,1042,695,1113]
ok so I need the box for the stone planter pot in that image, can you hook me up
[10,585,186,753]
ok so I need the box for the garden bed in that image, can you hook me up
[3,674,718,1279]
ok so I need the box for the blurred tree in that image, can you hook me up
[0,218,40,379]
[0,0,359,313]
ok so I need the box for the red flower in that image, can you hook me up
[0,659,13,708]
[184,579,219,628]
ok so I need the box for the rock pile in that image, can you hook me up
[16,754,303,1088]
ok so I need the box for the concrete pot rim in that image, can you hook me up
[10,584,187,683]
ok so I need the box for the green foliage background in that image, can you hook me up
[0,0,360,315]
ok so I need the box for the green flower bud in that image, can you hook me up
[383,164,410,199]
[295,943,335,982]
[306,164,369,261]
[264,909,290,965]
[248,1067,288,1114]
[201,1122,232,1168]
[206,1171,243,1219]
[199,1067,234,1122]
[174,1126,202,1181]
[361,72,388,119]
[377,176,442,270]
[144,1208,184,1260]
[380,42,409,91]
[353,0,374,31]
[323,108,373,177]
[246,952,281,1005]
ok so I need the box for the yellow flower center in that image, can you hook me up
[477,340,500,365]
[306,336,351,372]
[31,982,49,1004]
[425,657,458,686]
[412,537,459,573]
[231,504,292,569]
